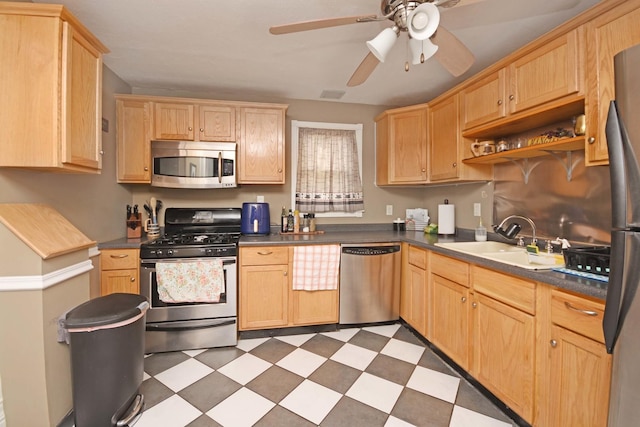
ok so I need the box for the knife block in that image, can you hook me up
[127,214,142,239]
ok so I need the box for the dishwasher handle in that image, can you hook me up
[341,245,400,256]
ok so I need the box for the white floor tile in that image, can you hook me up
[155,358,214,392]
[321,327,360,342]
[135,394,201,427]
[276,348,327,377]
[406,365,460,404]
[275,332,316,347]
[385,415,417,427]
[236,336,270,352]
[280,379,342,425]
[449,405,512,427]
[217,353,272,385]
[380,338,425,364]
[330,342,377,370]
[363,323,401,338]
[207,387,275,427]
[143,372,150,381]
[346,372,403,414]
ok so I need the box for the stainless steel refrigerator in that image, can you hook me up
[604,43,640,426]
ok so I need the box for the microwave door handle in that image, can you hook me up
[218,152,222,184]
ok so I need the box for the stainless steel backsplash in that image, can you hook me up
[493,152,611,245]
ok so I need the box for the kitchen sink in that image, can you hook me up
[434,241,563,270]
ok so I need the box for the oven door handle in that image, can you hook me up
[146,318,236,332]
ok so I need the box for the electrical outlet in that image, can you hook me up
[256,195,264,203]
[474,203,481,217]
[386,205,393,216]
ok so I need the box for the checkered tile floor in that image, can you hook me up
[137,323,518,427]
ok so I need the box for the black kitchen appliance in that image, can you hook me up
[604,42,640,426]
[139,208,241,353]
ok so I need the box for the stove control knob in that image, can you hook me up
[156,250,163,257]
[167,249,174,256]
[205,249,212,255]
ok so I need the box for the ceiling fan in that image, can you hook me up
[269,0,486,86]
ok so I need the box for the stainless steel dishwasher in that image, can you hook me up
[339,243,401,325]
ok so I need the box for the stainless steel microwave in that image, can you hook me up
[151,140,237,189]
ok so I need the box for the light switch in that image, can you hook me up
[474,203,481,217]
[257,195,265,203]
[386,205,393,216]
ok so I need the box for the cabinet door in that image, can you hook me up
[586,2,640,165]
[292,289,338,326]
[548,325,612,427]
[154,102,194,140]
[62,22,103,170]
[239,264,289,330]
[117,99,151,183]
[406,264,427,336]
[461,69,507,130]
[509,28,582,114]
[101,269,139,295]
[472,293,535,423]
[238,107,285,184]
[430,273,470,369]
[388,108,428,183]
[199,105,236,142]
[429,94,459,181]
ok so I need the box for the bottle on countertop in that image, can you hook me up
[309,213,316,232]
[281,206,287,233]
[287,209,294,232]
[293,210,300,233]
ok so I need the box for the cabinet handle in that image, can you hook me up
[550,339,557,348]
[110,254,128,259]
[509,94,515,101]
[284,271,288,276]
[99,150,104,155]
[130,277,135,282]
[461,296,467,303]
[497,99,503,106]
[452,162,457,168]
[564,301,598,317]
[278,168,283,173]
[257,250,273,255]
[199,128,204,132]
[144,167,149,171]
[421,168,426,172]
[472,302,477,308]
[588,137,596,144]
[188,126,193,131]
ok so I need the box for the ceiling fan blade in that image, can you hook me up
[432,26,474,77]
[347,52,380,87]
[269,15,377,35]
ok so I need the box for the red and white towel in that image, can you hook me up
[156,260,225,303]
[293,245,340,291]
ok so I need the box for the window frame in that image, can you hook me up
[290,120,364,218]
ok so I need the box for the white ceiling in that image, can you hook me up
[38,0,600,107]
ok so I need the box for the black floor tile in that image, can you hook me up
[321,396,389,427]
[178,371,242,413]
[246,365,304,403]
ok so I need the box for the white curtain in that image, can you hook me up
[295,127,364,213]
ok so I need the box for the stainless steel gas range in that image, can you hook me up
[139,207,241,353]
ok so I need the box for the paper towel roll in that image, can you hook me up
[438,203,455,235]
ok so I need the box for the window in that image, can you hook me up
[291,120,364,217]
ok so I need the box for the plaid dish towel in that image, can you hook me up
[293,245,340,291]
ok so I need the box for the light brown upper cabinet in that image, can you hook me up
[462,28,583,132]
[238,106,286,184]
[585,0,640,166]
[153,102,236,142]
[116,98,151,183]
[376,105,428,185]
[0,3,108,173]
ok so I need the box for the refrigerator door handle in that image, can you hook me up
[606,101,628,229]
[604,231,626,353]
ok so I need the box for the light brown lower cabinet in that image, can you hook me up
[402,247,612,426]
[100,248,139,295]
[400,244,429,337]
[239,246,338,331]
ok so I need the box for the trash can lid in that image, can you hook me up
[64,293,149,329]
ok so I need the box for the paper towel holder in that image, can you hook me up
[438,199,456,236]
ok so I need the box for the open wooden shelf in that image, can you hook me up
[462,137,585,165]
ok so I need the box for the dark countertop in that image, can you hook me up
[99,224,608,301]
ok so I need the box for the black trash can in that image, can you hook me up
[63,293,149,427]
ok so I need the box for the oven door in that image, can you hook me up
[140,257,237,323]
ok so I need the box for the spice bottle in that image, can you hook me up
[281,206,287,233]
[287,209,294,232]
[309,213,316,232]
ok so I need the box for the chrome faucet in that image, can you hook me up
[493,215,537,246]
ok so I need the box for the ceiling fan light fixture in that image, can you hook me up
[408,3,440,41]
[409,38,439,65]
[366,26,399,62]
